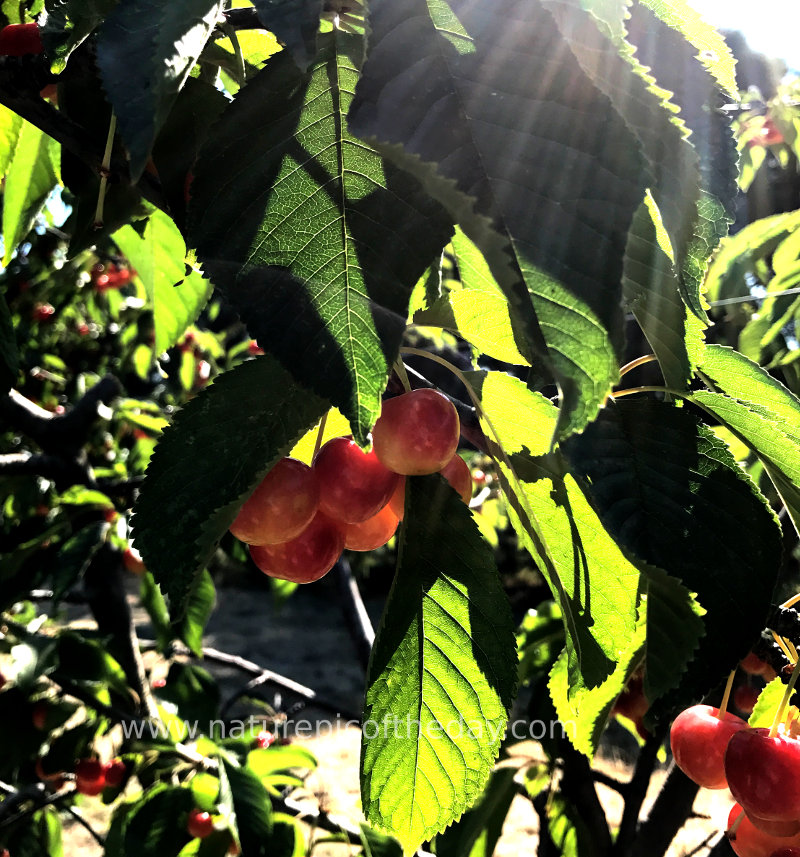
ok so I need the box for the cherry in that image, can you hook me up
[103,759,127,788]
[0,671,5,691]
[123,546,146,575]
[253,730,275,749]
[735,685,760,715]
[388,455,472,520]
[742,653,777,679]
[612,674,649,722]
[31,700,48,730]
[77,322,90,336]
[230,458,319,545]
[769,849,800,857]
[727,804,800,857]
[247,340,263,356]
[313,437,399,524]
[0,22,43,56]
[372,389,460,475]
[249,511,344,583]
[75,758,106,796]
[749,816,800,837]
[187,809,215,839]
[32,303,54,322]
[670,704,748,789]
[344,503,399,552]
[726,728,800,820]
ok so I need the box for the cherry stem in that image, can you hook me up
[93,112,116,229]
[718,669,736,719]
[393,358,411,393]
[610,385,685,400]
[312,412,328,459]
[728,807,745,838]
[771,629,797,664]
[781,592,800,610]
[769,662,800,739]
[618,354,658,378]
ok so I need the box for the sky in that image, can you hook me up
[688,0,800,71]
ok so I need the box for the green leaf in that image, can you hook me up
[247,745,317,778]
[2,121,59,265]
[517,601,565,686]
[160,662,220,724]
[123,784,194,857]
[132,355,328,615]
[41,0,118,72]
[190,32,452,444]
[0,102,23,178]
[113,210,212,357]
[50,521,106,604]
[544,791,598,857]
[414,228,529,366]
[563,398,782,713]
[359,824,403,857]
[140,571,172,652]
[250,0,324,69]
[221,758,274,856]
[703,210,800,305]
[622,194,706,389]
[175,568,215,657]
[695,344,800,533]
[468,370,640,694]
[361,474,516,853]
[0,288,19,394]
[96,0,225,180]
[748,677,785,729]
[270,814,306,857]
[434,766,517,857]
[350,0,649,438]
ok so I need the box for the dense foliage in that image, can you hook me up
[1,1,800,855]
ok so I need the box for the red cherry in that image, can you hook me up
[749,815,800,837]
[247,340,263,356]
[123,546,146,575]
[94,273,111,290]
[187,809,214,839]
[472,468,487,485]
[77,322,90,336]
[670,704,748,789]
[115,268,131,284]
[726,728,800,820]
[439,455,472,504]
[612,674,649,722]
[313,437,399,524]
[253,730,275,749]
[0,22,44,56]
[388,477,406,519]
[735,685,760,715]
[75,758,106,796]
[31,700,48,730]
[151,677,166,689]
[231,458,319,545]
[0,671,5,691]
[32,303,55,322]
[249,512,344,583]
[372,389,460,475]
[769,849,800,857]
[742,653,770,676]
[103,759,127,788]
[727,804,800,857]
[344,503,399,551]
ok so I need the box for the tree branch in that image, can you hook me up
[629,762,700,857]
[334,557,374,672]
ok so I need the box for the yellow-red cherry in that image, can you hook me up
[230,458,319,545]
[389,455,471,520]
[249,511,344,583]
[75,758,106,796]
[727,804,800,857]
[670,704,748,789]
[187,809,215,839]
[345,504,399,552]
[372,389,460,476]
[104,759,127,788]
[313,437,399,525]
[726,728,800,821]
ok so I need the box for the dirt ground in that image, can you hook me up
[59,578,728,856]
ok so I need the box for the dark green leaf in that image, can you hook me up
[190,32,452,443]
[546,793,597,857]
[563,399,782,714]
[160,662,220,724]
[361,475,516,853]
[222,758,273,856]
[175,568,215,656]
[132,355,328,614]
[96,0,225,180]
[41,0,118,71]
[250,0,324,69]
[140,570,172,652]
[350,0,649,438]
[123,784,194,857]
[434,766,517,857]
[50,521,106,604]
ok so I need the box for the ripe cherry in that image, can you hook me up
[670,704,748,789]
[123,546,146,575]
[31,701,48,730]
[769,849,800,857]
[748,816,800,837]
[187,809,215,839]
[0,22,44,56]
[735,685,760,715]
[230,458,319,545]
[103,759,127,788]
[253,730,275,749]
[249,511,344,583]
[75,758,106,796]
[439,455,472,504]
[344,503,399,551]
[313,437,399,524]
[372,389,460,476]
[247,340,263,356]
[612,673,648,722]
[727,804,800,857]
[32,303,55,323]
[726,728,800,821]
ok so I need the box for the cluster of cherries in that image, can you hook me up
[230,388,469,583]
[670,654,800,857]
[91,262,133,292]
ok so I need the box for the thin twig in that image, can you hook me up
[333,557,375,672]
